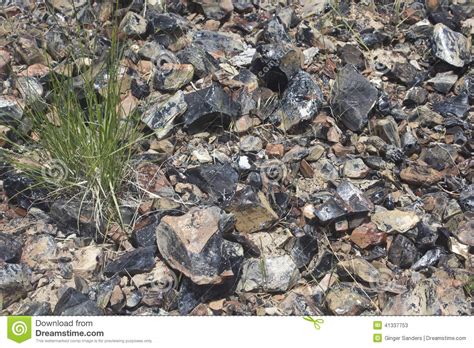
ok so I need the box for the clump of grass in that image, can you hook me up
[4,31,141,230]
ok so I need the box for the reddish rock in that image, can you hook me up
[265,143,285,158]
[350,223,386,249]
[400,164,444,186]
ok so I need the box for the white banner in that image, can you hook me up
[1,316,472,347]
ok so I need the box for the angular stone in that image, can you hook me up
[433,92,470,118]
[156,206,239,285]
[343,158,370,179]
[336,180,374,214]
[119,12,148,37]
[271,70,323,132]
[419,144,457,171]
[390,62,425,87]
[71,245,103,277]
[0,233,22,263]
[176,45,220,79]
[305,248,336,279]
[372,209,420,233]
[104,246,156,277]
[47,0,87,16]
[53,287,103,315]
[239,135,263,153]
[339,44,365,70]
[182,84,240,133]
[432,23,470,67]
[236,255,300,293]
[14,36,47,65]
[411,248,443,271]
[427,71,458,94]
[136,162,174,198]
[374,117,401,148]
[452,217,474,246]
[306,144,325,161]
[15,77,43,105]
[314,198,347,224]
[185,161,238,204]
[132,217,160,248]
[176,241,243,314]
[412,105,444,126]
[262,17,291,44]
[141,91,187,139]
[192,30,244,57]
[250,43,302,91]
[330,65,378,132]
[153,63,194,92]
[326,286,372,315]
[388,234,419,268]
[21,234,57,270]
[0,96,23,125]
[0,262,31,306]
[147,12,189,36]
[194,0,234,21]
[226,187,278,234]
[350,223,386,249]
[50,199,101,239]
[400,164,443,186]
[4,174,49,211]
[404,86,428,106]
[459,185,474,212]
[337,258,380,283]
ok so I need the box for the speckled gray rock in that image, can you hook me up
[237,255,300,293]
[0,233,22,263]
[141,91,187,139]
[0,262,32,306]
[388,234,419,269]
[432,23,471,68]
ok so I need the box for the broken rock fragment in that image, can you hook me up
[156,206,241,285]
[141,91,188,139]
[226,186,278,234]
[104,246,156,277]
[388,234,419,268]
[371,209,420,233]
[182,84,240,133]
[400,164,443,186]
[251,43,302,91]
[237,255,300,293]
[330,65,378,132]
[0,233,22,263]
[432,23,471,68]
[271,70,323,132]
[326,286,372,315]
[185,161,238,204]
[350,223,386,249]
[54,287,103,315]
[153,63,194,92]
